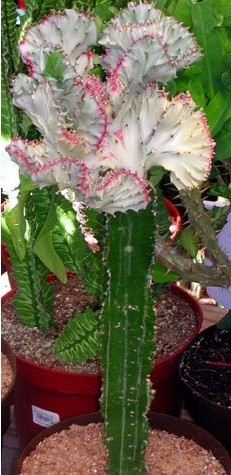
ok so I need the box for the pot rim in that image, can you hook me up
[13,411,231,475]
[2,283,203,377]
[2,284,203,377]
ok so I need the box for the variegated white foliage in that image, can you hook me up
[6,6,214,215]
[99,2,201,101]
[97,87,214,191]
[18,9,97,79]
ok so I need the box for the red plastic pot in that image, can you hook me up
[2,284,202,447]
[1,338,17,437]
[14,412,231,475]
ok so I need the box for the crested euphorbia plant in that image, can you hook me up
[6,3,231,474]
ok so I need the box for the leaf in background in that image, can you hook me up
[180,226,199,258]
[191,1,223,98]
[33,194,67,283]
[5,203,26,261]
[172,0,192,26]
[205,90,231,135]
[53,197,105,298]
[214,0,231,27]
[95,1,116,21]
[188,77,206,108]
[54,309,99,362]
[215,119,231,160]
[152,262,179,283]
[209,205,231,231]
[149,166,166,186]
[44,51,66,81]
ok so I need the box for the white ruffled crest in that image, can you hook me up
[77,168,151,214]
[99,2,201,93]
[105,37,176,104]
[12,75,59,137]
[19,10,97,79]
[141,89,214,189]
[6,138,85,194]
[97,87,213,190]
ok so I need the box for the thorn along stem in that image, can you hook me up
[100,206,156,474]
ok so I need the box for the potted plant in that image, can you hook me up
[179,213,231,449]
[3,1,231,472]
[14,413,231,475]
[1,0,203,446]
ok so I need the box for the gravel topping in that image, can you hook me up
[1,353,13,399]
[2,276,197,373]
[145,429,226,475]
[19,424,226,475]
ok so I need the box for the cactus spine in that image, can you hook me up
[101,207,156,474]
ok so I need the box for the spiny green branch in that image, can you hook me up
[155,236,231,287]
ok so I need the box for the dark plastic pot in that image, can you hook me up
[2,284,202,446]
[1,338,17,437]
[179,325,231,449]
[14,412,231,475]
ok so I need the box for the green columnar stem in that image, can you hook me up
[101,207,156,474]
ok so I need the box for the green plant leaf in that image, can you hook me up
[152,262,179,283]
[44,51,66,81]
[33,195,67,283]
[188,77,206,108]
[206,91,231,136]
[191,2,223,98]
[54,309,99,362]
[215,130,231,160]
[149,166,166,186]
[180,227,199,258]
[5,203,26,260]
[172,0,192,26]
[52,197,105,298]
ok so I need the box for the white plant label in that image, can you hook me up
[32,405,60,427]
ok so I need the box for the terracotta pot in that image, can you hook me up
[179,325,231,449]
[13,412,231,475]
[1,338,17,437]
[2,284,203,446]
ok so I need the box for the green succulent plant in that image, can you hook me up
[2,2,231,474]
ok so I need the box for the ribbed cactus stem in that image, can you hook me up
[100,207,156,474]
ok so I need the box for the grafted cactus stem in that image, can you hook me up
[101,206,156,474]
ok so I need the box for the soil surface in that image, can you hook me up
[18,423,226,475]
[1,353,13,399]
[180,326,231,408]
[2,275,198,373]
